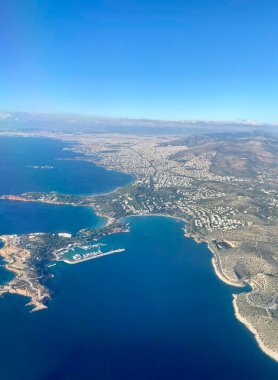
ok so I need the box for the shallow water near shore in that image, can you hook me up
[0,136,277,379]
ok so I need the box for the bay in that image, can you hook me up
[0,217,277,379]
[0,136,277,379]
[0,136,131,195]
[0,200,103,235]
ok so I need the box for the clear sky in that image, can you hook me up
[1,0,278,121]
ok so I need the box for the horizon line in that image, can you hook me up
[1,110,278,128]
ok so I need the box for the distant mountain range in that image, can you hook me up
[0,111,277,136]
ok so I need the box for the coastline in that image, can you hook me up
[207,240,245,288]
[123,213,244,287]
[0,178,277,361]
[119,212,278,363]
[60,248,125,265]
[211,256,244,288]
[0,196,114,228]
[69,150,278,364]
[190,224,278,363]
[91,208,115,227]
[233,295,278,362]
[122,212,188,224]
[0,236,49,312]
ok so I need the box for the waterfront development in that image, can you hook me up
[0,133,277,378]
[0,215,278,379]
[57,243,126,264]
[2,0,278,376]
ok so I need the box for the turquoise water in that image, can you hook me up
[0,137,277,379]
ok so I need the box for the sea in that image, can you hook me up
[0,136,277,380]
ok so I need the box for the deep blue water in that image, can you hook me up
[0,137,277,379]
[0,200,103,235]
[0,136,131,195]
[0,217,277,380]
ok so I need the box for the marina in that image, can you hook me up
[60,243,125,264]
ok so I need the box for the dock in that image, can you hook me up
[62,248,125,264]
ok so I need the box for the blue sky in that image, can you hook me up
[1,0,278,121]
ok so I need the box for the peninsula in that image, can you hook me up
[0,129,277,362]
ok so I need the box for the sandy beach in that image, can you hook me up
[92,209,115,226]
[211,256,244,288]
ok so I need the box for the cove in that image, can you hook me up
[0,216,277,379]
[0,200,104,235]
